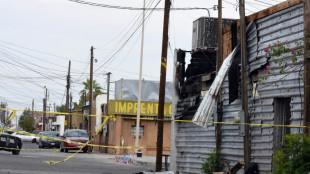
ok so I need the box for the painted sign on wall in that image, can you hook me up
[108,100,172,117]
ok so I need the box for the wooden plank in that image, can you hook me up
[228,0,303,28]
[223,31,232,58]
[246,0,304,23]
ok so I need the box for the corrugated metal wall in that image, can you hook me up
[221,3,304,173]
[173,3,304,174]
[175,121,216,174]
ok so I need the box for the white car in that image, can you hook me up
[11,132,36,142]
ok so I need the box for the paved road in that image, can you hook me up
[0,142,151,174]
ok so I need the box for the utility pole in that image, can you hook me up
[304,0,310,135]
[88,46,94,153]
[43,87,47,131]
[105,72,111,153]
[32,99,35,130]
[69,93,72,129]
[32,99,34,118]
[54,103,56,122]
[65,61,71,130]
[156,0,170,171]
[135,0,146,154]
[240,0,250,170]
[216,0,223,152]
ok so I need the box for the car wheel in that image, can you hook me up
[12,143,21,155]
[32,138,36,143]
[65,149,68,153]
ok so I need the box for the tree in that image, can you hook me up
[80,78,103,97]
[18,108,34,132]
[78,78,104,107]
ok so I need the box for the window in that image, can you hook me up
[131,125,144,139]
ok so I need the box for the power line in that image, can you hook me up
[0,40,88,64]
[94,0,162,73]
[68,0,211,11]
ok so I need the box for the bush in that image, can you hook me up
[273,133,310,174]
[202,149,224,174]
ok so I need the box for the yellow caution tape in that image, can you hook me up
[0,107,308,132]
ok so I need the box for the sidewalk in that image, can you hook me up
[90,151,169,169]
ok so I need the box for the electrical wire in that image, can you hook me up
[68,0,212,11]
[94,0,162,73]
[0,40,88,64]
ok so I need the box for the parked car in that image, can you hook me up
[38,131,60,148]
[11,132,36,142]
[31,130,42,143]
[60,129,89,153]
[0,124,22,155]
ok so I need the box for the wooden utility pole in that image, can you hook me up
[65,61,71,130]
[88,46,94,153]
[240,0,250,169]
[32,99,34,118]
[43,87,47,131]
[156,0,170,171]
[304,0,310,135]
[216,0,223,152]
[69,93,72,129]
[105,72,111,153]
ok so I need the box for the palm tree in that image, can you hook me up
[79,78,104,98]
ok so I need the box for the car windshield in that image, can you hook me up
[33,131,41,134]
[43,132,60,137]
[67,130,88,137]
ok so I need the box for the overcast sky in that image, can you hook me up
[0,0,286,119]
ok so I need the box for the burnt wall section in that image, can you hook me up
[174,49,217,174]
[185,49,216,79]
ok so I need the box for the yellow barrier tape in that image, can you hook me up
[0,107,309,130]
[0,110,16,136]
[45,116,111,165]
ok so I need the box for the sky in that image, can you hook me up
[0,0,287,121]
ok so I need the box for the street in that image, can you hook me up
[0,142,151,174]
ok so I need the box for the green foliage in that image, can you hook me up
[18,108,34,132]
[273,133,310,174]
[79,78,103,97]
[78,78,104,107]
[201,149,224,174]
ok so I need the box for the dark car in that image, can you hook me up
[38,131,60,148]
[0,127,22,155]
[60,129,89,153]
